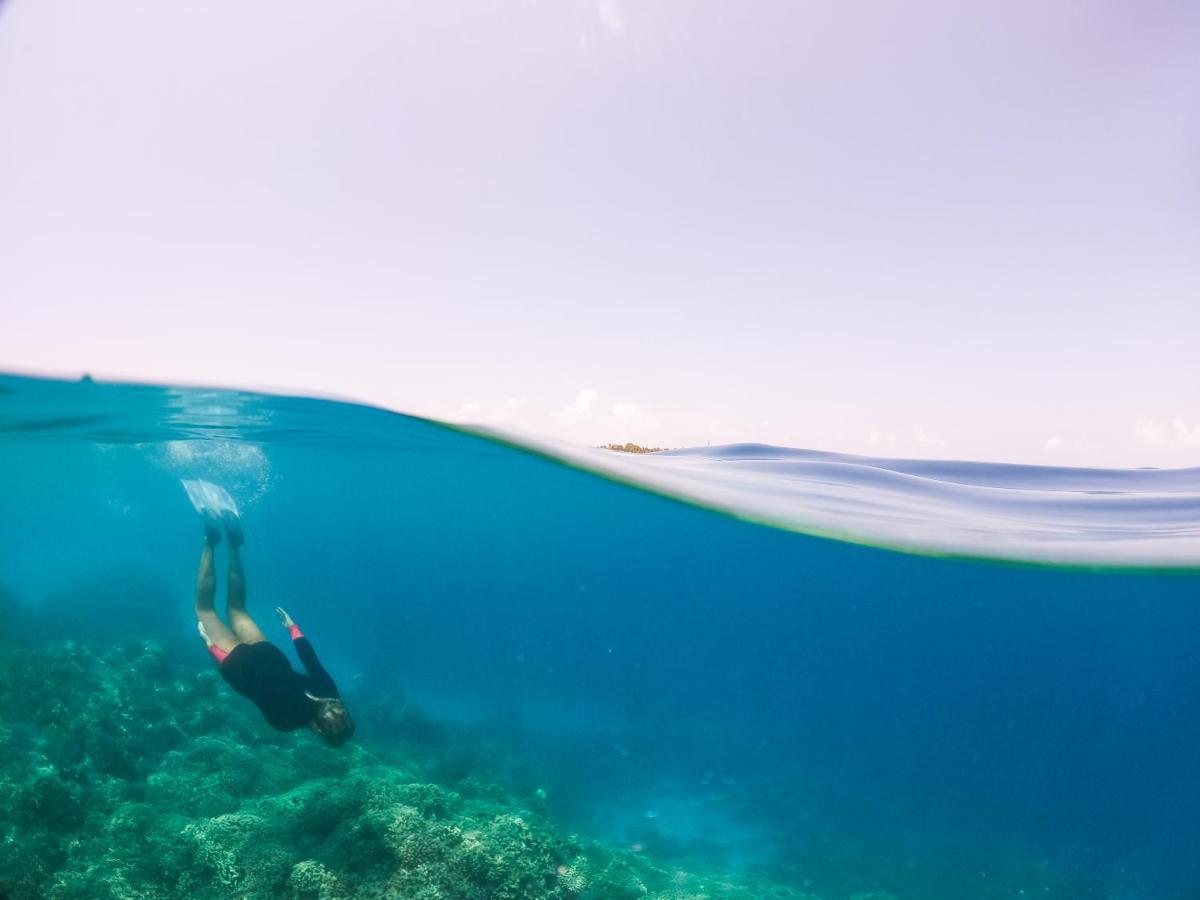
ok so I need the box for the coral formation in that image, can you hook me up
[0,635,815,899]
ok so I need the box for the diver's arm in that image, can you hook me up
[275,607,338,696]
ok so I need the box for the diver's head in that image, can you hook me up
[307,693,355,746]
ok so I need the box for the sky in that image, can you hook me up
[1,0,1197,466]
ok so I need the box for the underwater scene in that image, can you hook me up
[1,373,1199,900]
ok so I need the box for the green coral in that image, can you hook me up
[0,637,817,900]
[290,859,346,899]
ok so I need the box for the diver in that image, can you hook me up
[189,487,354,746]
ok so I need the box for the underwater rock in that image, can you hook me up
[0,639,815,900]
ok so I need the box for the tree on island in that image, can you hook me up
[602,442,667,454]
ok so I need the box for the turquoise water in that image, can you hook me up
[2,374,1199,898]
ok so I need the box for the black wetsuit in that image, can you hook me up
[219,635,338,731]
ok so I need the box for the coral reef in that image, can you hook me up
[0,636,815,899]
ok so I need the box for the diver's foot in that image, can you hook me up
[222,510,244,548]
[203,514,222,546]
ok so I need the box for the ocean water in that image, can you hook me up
[2,373,1199,899]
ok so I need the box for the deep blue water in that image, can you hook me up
[2,374,1199,898]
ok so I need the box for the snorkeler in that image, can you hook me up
[188,484,354,746]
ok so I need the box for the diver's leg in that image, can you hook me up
[195,541,238,653]
[226,542,268,644]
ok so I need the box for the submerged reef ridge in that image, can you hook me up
[0,633,820,900]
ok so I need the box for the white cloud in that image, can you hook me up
[490,397,525,425]
[913,427,947,450]
[451,397,526,426]
[442,389,661,444]
[1171,418,1200,446]
[559,388,599,426]
[1134,417,1200,448]
[556,388,661,441]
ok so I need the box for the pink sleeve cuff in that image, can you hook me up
[288,624,303,640]
[208,644,229,664]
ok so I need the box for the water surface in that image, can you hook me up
[2,374,1198,899]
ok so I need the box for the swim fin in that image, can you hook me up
[181,479,242,544]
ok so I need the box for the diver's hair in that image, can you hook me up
[312,696,354,746]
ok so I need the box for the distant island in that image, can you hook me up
[602,442,668,454]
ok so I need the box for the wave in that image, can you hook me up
[448,429,1200,569]
[3,373,1198,570]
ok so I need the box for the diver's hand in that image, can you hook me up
[275,607,296,629]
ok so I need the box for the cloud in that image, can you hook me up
[559,388,599,426]
[442,389,661,444]
[913,427,947,450]
[451,397,526,426]
[557,388,661,440]
[1134,417,1200,448]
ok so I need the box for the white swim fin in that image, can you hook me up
[181,479,241,519]
[182,479,243,544]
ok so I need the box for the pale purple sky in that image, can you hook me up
[2,1,1197,465]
